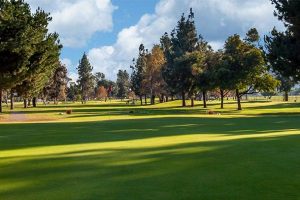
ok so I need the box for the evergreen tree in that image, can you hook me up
[77,53,94,104]
[131,44,147,105]
[116,70,130,100]
[164,8,199,107]
[265,0,300,82]
[160,32,177,101]
[0,0,61,112]
[49,63,68,104]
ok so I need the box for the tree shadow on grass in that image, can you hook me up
[0,134,299,199]
[0,114,299,151]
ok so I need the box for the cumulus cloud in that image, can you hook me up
[87,0,284,80]
[28,0,117,47]
[60,58,78,82]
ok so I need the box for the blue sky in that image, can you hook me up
[27,0,284,81]
[60,0,159,65]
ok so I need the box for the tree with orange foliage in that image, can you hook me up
[97,86,108,101]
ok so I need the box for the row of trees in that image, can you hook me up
[67,53,130,103]
[131,8,279,110]
[0,0,63,112]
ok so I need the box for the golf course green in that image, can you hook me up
[0,100,299,199]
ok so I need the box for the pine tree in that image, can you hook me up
[0,0,61,112]
[131,44,148,105]
[117,70,130,100]
[77,53,94,104]
[265,0,300,82]
[163,8,199,107]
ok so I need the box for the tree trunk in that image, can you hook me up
[166,96,169,102]
[10,90,14,110]
[171,95,174,101]
[182,91,186,107]
[144,95,147,105]
[33,97,37,107]
[160,94,164,103]
[151,95,155,105]
[284,91,289,102]
[24,99,28,108]
[140,96,143,105]
[203,91,207,108]
[220,89,224,109]
[28,99,31,107]
[0,88,2,113]
[236,89,242,110]
[191,96,194,107]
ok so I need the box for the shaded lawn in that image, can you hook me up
[0,101,300,199]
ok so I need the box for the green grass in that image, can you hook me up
[0,100,300,199]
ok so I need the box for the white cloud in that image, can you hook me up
[28,0,117,47]
[87,0,284,80]
[60,58,72,68]
[60,58,78,82]
[209,41,224,51]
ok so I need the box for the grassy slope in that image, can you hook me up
[0,100,300,199]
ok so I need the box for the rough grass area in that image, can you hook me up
[0,100,300,199]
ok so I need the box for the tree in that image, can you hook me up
[67,82,80,102]
[77,53,94,104]
[163,8,199,107]
[161,32,177,101]
[131,44,147,105]
[223,30,279,110]
[271,0,300,38]
[277,75,295,101]
[116,70,130,100]
[212,50,235,109]
[97,86,108,101]
[143,45,166,105]
[49,63,68,104]
[0,0,61,112]
[264,0,300,82]
[94,72,116,99]
[196,37,215,108]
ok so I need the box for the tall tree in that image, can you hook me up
[77,53,94,104]
[0,0,61,112]
[116,70,130,100]
[49,63,68,104]
[130,44,147,105]
[264,0,300,82]
[212,50,235,109]
[143,45,166,105]
[15,33,62,108]
[223,29,279,110]
[196,36,215,108]
[164,8,199,107]
[161,32,177,101]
